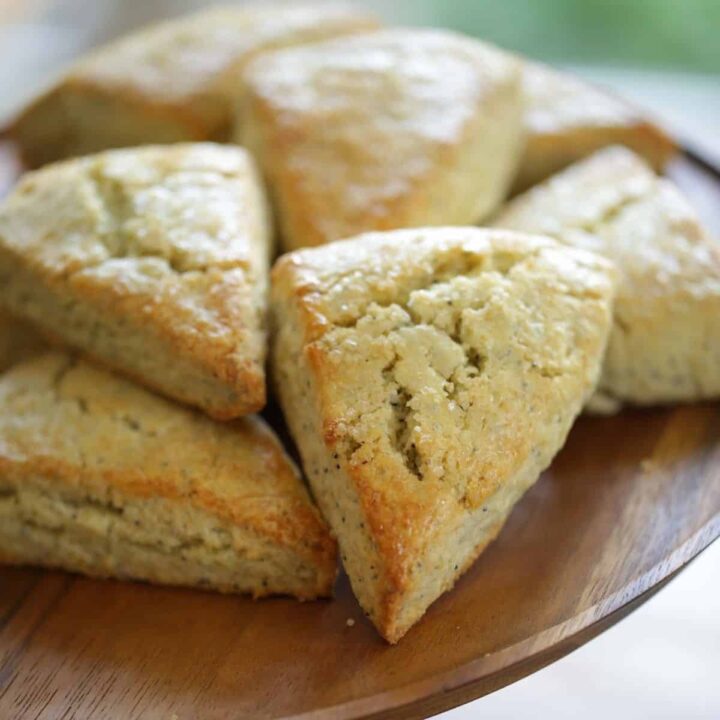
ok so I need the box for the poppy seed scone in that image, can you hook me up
[514,62,676,193]
[0,309,47,373]
[494,146,720,411]
[271,227,616,641]
[0,144,271,419]
[0,352,337,599]
[240,29,524,251]
[6,3,380,168]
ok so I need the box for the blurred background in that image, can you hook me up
[3,0,720,70]
[1,0,718,161]
[0,1,718,718]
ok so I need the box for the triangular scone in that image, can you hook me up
[0,309,46,373]
[0,352,337,599]
[271,227,615,641]
[0,144,270,419]
[240,30,524,251]
[7,4,380,168]
[513,61,676,193]
[494,146,720,411]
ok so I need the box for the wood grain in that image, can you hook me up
[0,153,718,720]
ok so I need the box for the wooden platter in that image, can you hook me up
[0,149,719,720]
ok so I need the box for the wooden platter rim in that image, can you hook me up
[284,517,719,720]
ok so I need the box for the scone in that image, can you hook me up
[239,29,524,251]
[0,309,46,373]
[271,227,615,641]
[0,144,270,420]
[494,146,720,410]
[514,61,676,193]
[0,352,337,599]
[6,3,380,167]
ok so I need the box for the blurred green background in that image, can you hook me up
[386,0,720,72]
[4,0,717,74]
[0,0,717,138]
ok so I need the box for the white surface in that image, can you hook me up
[0,12,718,720]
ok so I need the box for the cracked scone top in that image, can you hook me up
[494,146,720,410]
[7,3,380,167]
[239,29,524,250]
[271,227,616,641]
[0,143,271,419]
[514,62,676,193]
[0,352,337,598]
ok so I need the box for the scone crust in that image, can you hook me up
[6,4,380,167]
[272,227,615,640]
[0,353,337,598]
[241,29,524,250]
[514,61,676,193]
[495,145,720,407]
[0,143,271,419]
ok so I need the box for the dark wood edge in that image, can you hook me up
[391,572,682,720]
[679,145,720,178]
[286,516,719,720]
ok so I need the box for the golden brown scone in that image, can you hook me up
[513,61,676,193]
[271,227,615,641]
[494,146,720,411]
[240,29,524,251]
[0,144,271,420]
[0,309,47,373]
[0,352,337,599]
[6,3,380,168]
